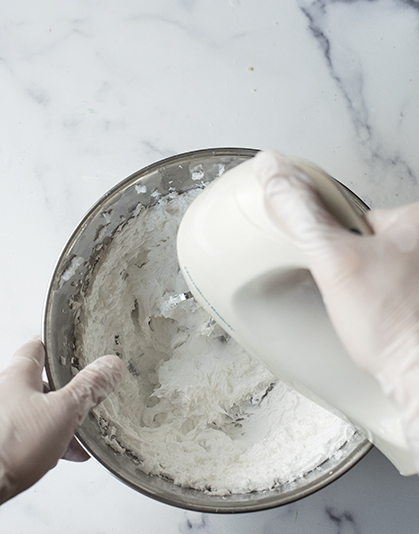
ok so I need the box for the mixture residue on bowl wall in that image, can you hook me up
[75,188,355,496]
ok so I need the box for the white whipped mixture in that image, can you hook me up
[76,188,355,495]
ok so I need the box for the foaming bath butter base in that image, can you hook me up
[74,188,355,495]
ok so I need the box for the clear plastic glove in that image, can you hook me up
[256,150,419,462]
[0,337,123,504]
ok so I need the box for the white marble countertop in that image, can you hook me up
[1,0,419,531]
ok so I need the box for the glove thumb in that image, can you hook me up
[255,150,344,250]
[49,355,123,440]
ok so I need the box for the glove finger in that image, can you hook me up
[51,355,123,433]
[62,436,90,462]
[255,150,346,249]
[367,204,419,253]
[8,337,45,391]
[48,373,90,462]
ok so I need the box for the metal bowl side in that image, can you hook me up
[43,147,372,513]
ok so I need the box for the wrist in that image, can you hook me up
[375,349,419,464]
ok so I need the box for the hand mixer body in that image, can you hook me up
[176,151,417,475]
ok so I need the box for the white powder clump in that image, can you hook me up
[59,255,84,288]
[135,184,147,194]
[76,188,355,495]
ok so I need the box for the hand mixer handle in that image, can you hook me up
[178,154,369,317]
[177,153,417,475]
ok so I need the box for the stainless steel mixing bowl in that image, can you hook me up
[43,147,372,513]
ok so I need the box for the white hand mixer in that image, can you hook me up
[177,151,417,475]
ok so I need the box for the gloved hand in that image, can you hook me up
[0,337,123,504]
[256,150,419,462]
